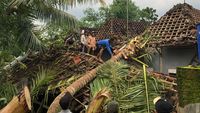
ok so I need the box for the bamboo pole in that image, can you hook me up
[143,65,150,113]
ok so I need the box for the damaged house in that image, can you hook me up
[147,3,200,74]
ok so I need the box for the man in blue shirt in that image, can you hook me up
[97,38,114,61]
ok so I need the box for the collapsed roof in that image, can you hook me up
[147,3,200,47]
[9,48,102,87]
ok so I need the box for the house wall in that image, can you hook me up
[151,46,196,74]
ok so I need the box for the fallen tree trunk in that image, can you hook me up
[47,52,123,113]
[0,86,31,113]
[47,37,141,113]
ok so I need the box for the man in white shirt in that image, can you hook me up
[59,92,73,113]
[80,30,87,52]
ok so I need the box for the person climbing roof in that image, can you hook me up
[96,38,114,61]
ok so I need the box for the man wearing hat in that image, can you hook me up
[80,30,87,52]
[153,96,173,113]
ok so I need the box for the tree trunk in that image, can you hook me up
[86,88,110,113]
[47,37,141,113]
[0,86,31,113]
[47,52,123,113]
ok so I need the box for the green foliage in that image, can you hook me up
[31,68,54,101]
[80,0,158,27]
[91,61,163,112]
[0,51,16,109]
[0,82,17,108]
[139,7,158,22]
[110,0,140,21]
[0,98,7,108]
[39,23,71,47]
[0,0,45,55]
[79,7,110,28]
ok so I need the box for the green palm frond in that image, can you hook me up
[0,82,17,108]
[31,67,54,101]
[9,0,106,7]
[91,61,164,113]
[18,23,45,52]
[33,0,78,27]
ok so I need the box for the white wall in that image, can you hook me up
[151,46,197,74]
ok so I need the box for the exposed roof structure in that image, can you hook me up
[96,18,149,39]
[147,3,200,47]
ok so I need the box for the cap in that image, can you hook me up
[153,96,161,104]
[81,30,85,34]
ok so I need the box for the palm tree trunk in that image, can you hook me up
[47,37,141,113]
[0,86,31,113]
[86,88,110,113]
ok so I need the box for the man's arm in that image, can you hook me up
[106,43,113,56]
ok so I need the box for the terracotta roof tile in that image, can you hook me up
[97,18,149,39]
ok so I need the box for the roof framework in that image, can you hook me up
[147,3,200,47]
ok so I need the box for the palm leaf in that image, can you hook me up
[9,0,106,7]
[0,82,17,108]
[18,25,45,52]
[31,67,54,101]
[92,61,164,112]
[33,0,78,27]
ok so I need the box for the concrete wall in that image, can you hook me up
[151,46,196,74]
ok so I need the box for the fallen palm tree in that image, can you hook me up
[47,36,153,113]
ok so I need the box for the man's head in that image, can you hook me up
[59,92,72,110]
[109,38,115,46]
[154,96,173,113]
[88,33,92,36]
[107,101,119,113]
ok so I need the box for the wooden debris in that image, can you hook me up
[9,49,102,86]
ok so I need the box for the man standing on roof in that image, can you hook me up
[87,33,96,54]
[96,37,114,61]
[80,30,87,52]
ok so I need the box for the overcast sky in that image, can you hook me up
[67,0,200,19]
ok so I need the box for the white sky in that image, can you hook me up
[67,0,200,19]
